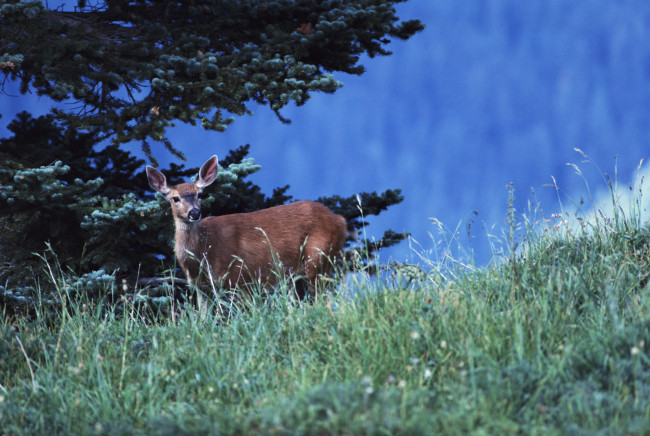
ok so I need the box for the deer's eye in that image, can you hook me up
[172,196,180,203]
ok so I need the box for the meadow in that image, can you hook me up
[2,185,650,435]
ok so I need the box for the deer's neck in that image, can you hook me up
[173,218,202,270]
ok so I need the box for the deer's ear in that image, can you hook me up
[196,155,219,188]
[146,166,170,195]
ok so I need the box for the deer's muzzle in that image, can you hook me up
[188,208,201,222]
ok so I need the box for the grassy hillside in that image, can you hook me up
[2,201,650,435]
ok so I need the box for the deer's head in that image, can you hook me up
[146,155,219,224]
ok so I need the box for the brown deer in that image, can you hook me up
[146,155,348,303]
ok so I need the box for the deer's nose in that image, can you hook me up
[188,208,201,222]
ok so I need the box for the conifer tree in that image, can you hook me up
[0,0,421,309]
[0,0,423,158]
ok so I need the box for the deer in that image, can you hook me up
[146,155,348,306]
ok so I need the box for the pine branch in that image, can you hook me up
[0,0,423,156]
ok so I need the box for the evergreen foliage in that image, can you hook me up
[0,0,423,157]
[0,0,418,300]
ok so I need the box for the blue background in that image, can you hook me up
[3,1,650,265]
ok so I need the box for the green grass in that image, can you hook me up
[3,191,650,434]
